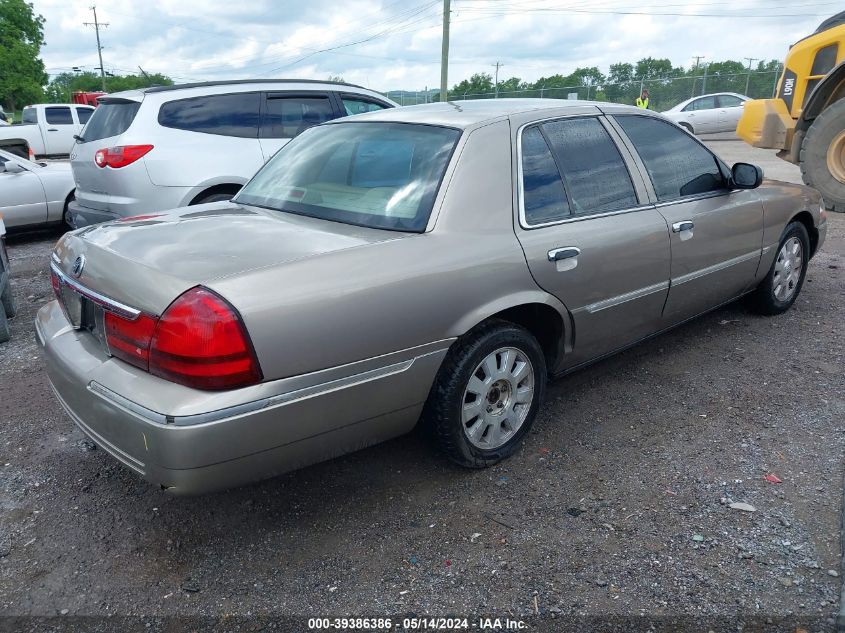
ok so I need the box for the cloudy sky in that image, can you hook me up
[31,0,834,92]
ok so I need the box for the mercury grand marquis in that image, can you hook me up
[38,100,828,494]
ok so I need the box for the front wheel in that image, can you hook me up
[423,320,546,468]
[751,221,810,315]
[799,98,845,212]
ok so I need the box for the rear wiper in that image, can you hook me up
[73,134,85,142]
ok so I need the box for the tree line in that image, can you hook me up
[436,57,783,109]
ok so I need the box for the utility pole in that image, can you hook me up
[701,62,709,96]
[691,55,704,97]
[743,57,759,96]
[492,61,503,98]
[439,0,450,102]
[83,6,108,92]
[772,62,781,97]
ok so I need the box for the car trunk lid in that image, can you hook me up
[52,202,408,316]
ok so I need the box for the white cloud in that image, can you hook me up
[32,0,828,91]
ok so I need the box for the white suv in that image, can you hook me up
[67,80,397,228]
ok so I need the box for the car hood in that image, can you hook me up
[54,201,409,314]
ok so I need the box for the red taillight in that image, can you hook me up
[117,214,164,223]
[105,312,157,370]
[50,268,61,298]
[151,288,261,390]
[103,287,261,390]
[94,144,153,169]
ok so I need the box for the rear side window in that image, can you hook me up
[682,96,716,112]
[261,96,335,139]
[520,126,569,225]
[542,117,638,215]
[718,95,744,108]
[79,101,141,143]
[616,115,725,201]
[76,107,93,124]
[159,93,260,138]
[45,107,73,124]
[341,97,389,116]
[22,109,37,124]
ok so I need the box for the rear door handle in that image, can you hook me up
[672,221,694,233]
[548,247,580,261]
[47,128,58,132]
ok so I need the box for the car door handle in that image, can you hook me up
[548,247,580,261]
[47,128,58,132]
[672,221,694,233]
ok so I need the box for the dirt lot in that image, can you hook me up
[0,142,843,631]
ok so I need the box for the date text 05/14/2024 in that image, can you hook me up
[307,617,528,630]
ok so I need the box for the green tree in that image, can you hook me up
[45,71,174,102]
[448,72,494,100]
[0,0,47,112]
[604,62,636,103]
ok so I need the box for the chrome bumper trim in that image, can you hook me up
[50,261,142,321]
[88,347,450,428]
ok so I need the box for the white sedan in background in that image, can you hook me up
[663,92,750,134]
[0,150,75,229]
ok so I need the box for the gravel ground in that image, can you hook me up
[0,144,843,631]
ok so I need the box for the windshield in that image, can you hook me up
[79,100,141,142]
[235,122,461,232]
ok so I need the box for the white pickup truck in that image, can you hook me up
[0,104,94,159]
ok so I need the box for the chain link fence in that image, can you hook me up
[389,69,781,111]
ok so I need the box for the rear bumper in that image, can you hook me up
[66,200,119,228]
[36,300,449,494]
[68,185,191,228]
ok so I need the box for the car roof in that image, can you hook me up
[339,98,623,129]
[101,79,395,105]
[142,78,370,94]
[23,103,94,108]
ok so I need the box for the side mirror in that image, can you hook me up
[2,161,24,174]
[731,162,763,189]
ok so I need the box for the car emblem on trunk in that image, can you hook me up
[72,255,85,278]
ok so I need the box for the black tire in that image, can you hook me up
[799,98,845,213]
[61,191,75,232]
[422,319,546,468]
[1,282,16,319]
[751,221,810,315]
[192,191,236,205]
[679,122,694,134]
[0,306,9,344]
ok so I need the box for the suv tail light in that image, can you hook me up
[94,144,153,169]
[103,287,261,390]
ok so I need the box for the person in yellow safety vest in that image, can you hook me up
[636,89,649,109]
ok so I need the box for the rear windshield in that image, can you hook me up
[79,100,141,143]
[234,122,460,232]
[22,108,37,124]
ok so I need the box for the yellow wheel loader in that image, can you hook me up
[737,11,845,211]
